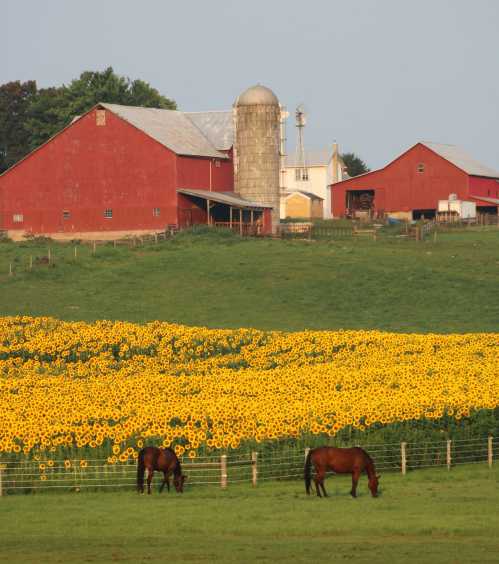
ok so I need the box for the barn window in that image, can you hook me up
[13,213,23,223]
[96,110,106,126]
[153,207,161,217]
[417,163,425,173]
[63,210,70,220]
[104,209,113,219]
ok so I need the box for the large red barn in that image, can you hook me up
[330,142,499,220]
[0,103,273,239]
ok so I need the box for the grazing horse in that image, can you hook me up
[304,446,380,498]
[137,446,186,494]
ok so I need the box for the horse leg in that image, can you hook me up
[350,469,360,498]
[320,476,328,497]
[147,469,154,495]
[314,468,325,497]
[314,476,322,497]
[159,471,168,493]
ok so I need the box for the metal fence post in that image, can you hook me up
[446,440,452,470]
[488,436,493,468]
[251,452,258,487]
[401,442,407,475]
[220,454,227,489]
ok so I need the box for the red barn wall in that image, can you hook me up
[176,155,233,192]
[332,144,470,217]
[468,176,499,207]
[0,108,180,237]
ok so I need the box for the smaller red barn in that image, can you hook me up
[330,142,499,220]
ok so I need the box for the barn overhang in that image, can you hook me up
[177,189,272,210]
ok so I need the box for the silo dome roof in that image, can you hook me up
[235,84,279,106]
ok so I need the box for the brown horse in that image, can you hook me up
[137,446,187,494]
[304,446,380,498]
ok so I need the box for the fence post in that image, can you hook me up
[74,246,77,261]
[488,436,493,468]
[446,440,452,470]
[29,255,33,271]
[92,241,96,255]
[251,451,258,487]
[48,247,51,264]
[401,442,407,475]
[8,263,13,277]
[0,464,3,496]
[220,454,227,489]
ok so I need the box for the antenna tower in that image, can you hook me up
[295,104,308,182]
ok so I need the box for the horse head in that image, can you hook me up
[174,474,187,493]
[368,474,380,497]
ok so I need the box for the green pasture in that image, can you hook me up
[0,464,498,563]
[0,227,498,332]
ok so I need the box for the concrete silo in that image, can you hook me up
[234,85,281,231]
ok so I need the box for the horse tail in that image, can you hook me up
[304,450,313,495]
[137,449,146,492]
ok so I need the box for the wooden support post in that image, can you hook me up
[229,206,233,229]
[488,436,493,468]
[446,440,452,470]
[8,263,13,277]
[74,247,77,261]
[92,241,96,255]
[401,442,407,475]
[251,451,258,487]
[239,209,243,236]
[220,454,227,489]
[47,247,51,264]
[207,199,211,226]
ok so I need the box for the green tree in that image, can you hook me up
[0,80,37,172]
[26,67,176,151]
[341,152,370,177]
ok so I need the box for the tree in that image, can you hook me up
[341,152,370,177]
[0,80,37,172]
[25,67,176,151]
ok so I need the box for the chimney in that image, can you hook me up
[332,141,339,184]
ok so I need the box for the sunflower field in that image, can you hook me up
[0,315,497,470]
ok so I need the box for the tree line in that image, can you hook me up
[0,67,176,173]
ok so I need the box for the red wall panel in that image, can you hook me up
[468,176,499,206]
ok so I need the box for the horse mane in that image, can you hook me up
[360,448,376,477]
[163,447,182,477]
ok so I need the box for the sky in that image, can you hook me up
[3,0,499,171]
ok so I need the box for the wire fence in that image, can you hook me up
[0,436,496,495]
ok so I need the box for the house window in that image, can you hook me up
[63,210,70,220]
[96,110,106,126]
[153,207,161,217]
[295,168,309,181]
[13,213,23,223]
[417,163,425,173]
[104,209,113,219]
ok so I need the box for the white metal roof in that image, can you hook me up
[284,149,332,168]
[100,103,228,159]
[177,189,273,209]
[422,142,499,178]
[184,111,234,151]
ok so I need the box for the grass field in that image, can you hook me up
[1,228,498,332]
[0,464,498,563]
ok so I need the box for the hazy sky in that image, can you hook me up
[3,0,499,170]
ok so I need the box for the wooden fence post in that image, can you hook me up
[488,436,493,468]
[251,452,258,487]
[401,442,407,475]
[74,247,77,261]
[446,440,452,470]
[29,255,33,271]
[220,454,227,489]
[8,263,13,277]
[48,247,51,264]
[92,241,96,255]
[0,464,3,496]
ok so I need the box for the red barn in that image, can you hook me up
[0,103,272,239]
[330,142,499,220]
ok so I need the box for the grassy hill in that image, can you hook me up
[0,227,498,332]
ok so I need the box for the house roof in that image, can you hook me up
[184,111,234,151]
[177,189,273,209]
[284,190,324,201]
[100,103,228,159]
[421,142,499,179]
[285,149,332,168]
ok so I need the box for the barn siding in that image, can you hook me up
[0,108,181,235]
